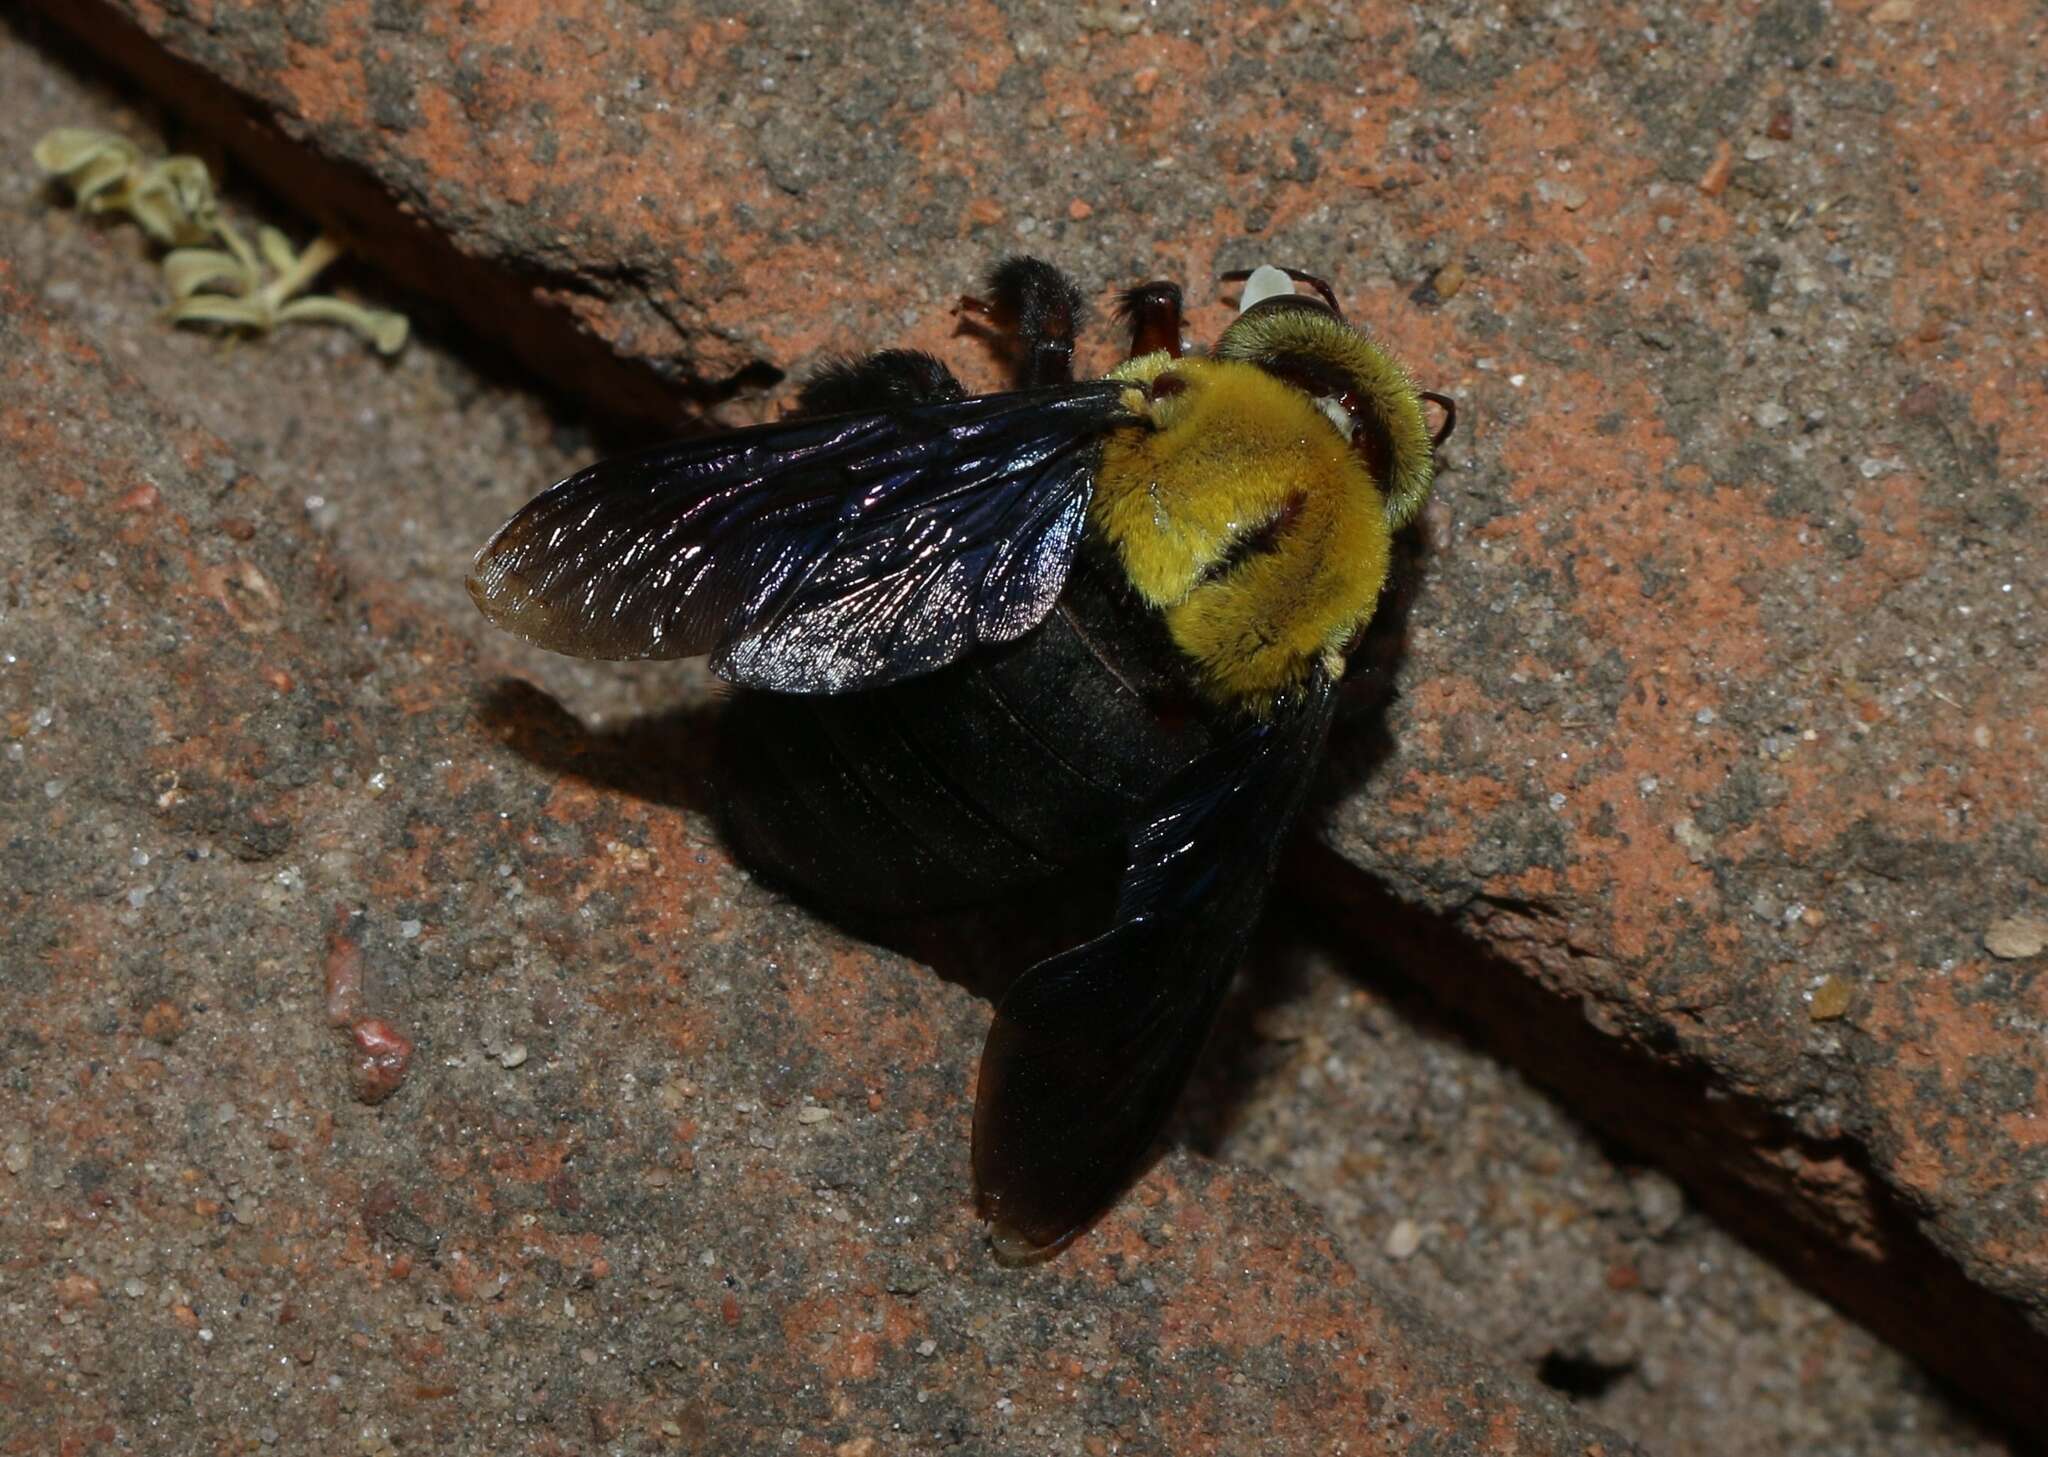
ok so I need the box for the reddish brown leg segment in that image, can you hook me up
[1115,281,1184,359]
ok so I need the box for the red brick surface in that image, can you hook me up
[0,259,1638,1453]
[15,0,2048,1441]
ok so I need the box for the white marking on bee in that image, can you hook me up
[1313,396,1356,438]
[1236,265,1296,313]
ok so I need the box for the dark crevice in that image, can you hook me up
[21,0,784,441]
[1536,1351,1636,1401]
[1288,844,2040,1448]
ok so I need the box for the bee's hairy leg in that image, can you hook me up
[794,348,967,416]
[957,256,1084,389]
[1114,281,1184,360]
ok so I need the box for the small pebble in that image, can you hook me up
[499,1044,528,1069]
[1384,1218,1424,1260]
[1631,1170,1685,1237]
[1984,915,2047,960]
[350,1019,414,1104]
[1808,975,1853,1021]
[1698,140,1734,196]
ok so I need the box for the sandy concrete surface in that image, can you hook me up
[2,3,2041,1452]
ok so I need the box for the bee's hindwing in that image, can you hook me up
[972,668,1339,1259]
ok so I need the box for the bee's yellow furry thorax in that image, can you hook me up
[1090,355,1392,710]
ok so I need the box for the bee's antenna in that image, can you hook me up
[1420,391,1458,451]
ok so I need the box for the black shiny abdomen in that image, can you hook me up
[715,550,1227,914]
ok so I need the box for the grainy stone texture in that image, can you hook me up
[0,257,1646,1455]
[6,0,2046,1448]
[2,23,2016,1455]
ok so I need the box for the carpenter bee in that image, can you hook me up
[469,257,1455,1261]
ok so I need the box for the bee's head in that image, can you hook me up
[1214,266,1450,529]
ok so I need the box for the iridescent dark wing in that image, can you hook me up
[468,383,1132,692]
[971,668,1340,1260]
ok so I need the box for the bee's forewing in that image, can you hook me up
[469,384,1131,692]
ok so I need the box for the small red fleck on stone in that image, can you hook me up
[324,907,366,1028]
[1698,139,1734,196]
[1605,1263,1642,1291]
[1900,382,1944,418]
[1767,110,1793,140]
[721,1292,741,1326]
[55,1273,101,1308]
[116,483,160,513]
[218,516,257,541]
[350,1018,414,1105]
[141,1000,187,1044]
